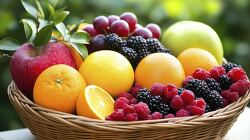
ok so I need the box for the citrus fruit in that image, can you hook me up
[135,53,185,88]
[76,85,114,120]
[79,50,134,97]
[162,21,223,64]
[33,64,86,113]
[177,48,219,76]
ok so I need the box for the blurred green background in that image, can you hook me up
[0,0,249,131]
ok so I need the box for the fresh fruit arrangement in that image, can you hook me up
[1,0,249,123]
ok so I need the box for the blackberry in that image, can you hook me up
[205,78,222,93]
[104,34,123,50]
[136,48,151,61]
[222,62,241,73]
[178,88,185,95]
[157,102,170,115]
[155,47,173,55]
[146,38,161,52]
[148,95,162,112]
[136,88,151,104]
[119,47,137,62]
[127,36,148,51]
[205,104,211,113]
[217,75,233,90]
[184,79,210,98]
[205,90,223,111]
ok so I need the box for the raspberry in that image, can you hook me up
[210,66,226,80]
[134,102,150,120]
[114,97,129,109]
[180,90,195,105]
[105,116,112,120]
[164,113,175,118]
[146,115,153,120]
[222,62,241,73]
[109,109,125,121]
[150,83,164,96]
[217,75,233,90]
[185,106,204,116]
[124,104,135,114]
[129,98,137,104]
[130,84,142,97]
[183,76,194,86]
[220,90,230,99]
[227,67,248,83]
[191,98,206,110]
[151,112,163,119]
[176,109,190,117]
[163,84,178,102]
[226,92,239,103]
[170,95,185,111]
[118,92,134,100]
[223,99,229,107]
[229,80,250,96]
[124,113,138,121]
[192,68,211,80]
[205,78,222,93]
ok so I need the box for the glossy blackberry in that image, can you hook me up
[222,62,241,73]
[157,102,170,115]
[148,95,162,112]
[155,47,173,55]
[178,88,185,95]
[127,36,148,51]
[146,38,161,52]
[205,104,211,113]
[119,47,137,62]
[205,90,223,111]
[136,88,151,104]
[184,79,210,98]
[217,75,233,90]
[205,78,222,93]
[136,48,151,61]
[104,34,123,50]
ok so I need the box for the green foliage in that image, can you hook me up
[0,38,20,51]
[33,25,53,47]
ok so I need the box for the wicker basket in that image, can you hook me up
[8,81,250,140]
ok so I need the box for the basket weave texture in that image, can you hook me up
[8,81,250,140]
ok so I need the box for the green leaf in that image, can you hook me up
[55,22,68,36]
[35,0,45,19]
[22,19,37,41]
[53,11,69,25]
[0,38,20,51]
[70,43,88,59]
[38,19,50,31]
[21,0,39,18]
[46,1,55,20]
[69,31,90,44]
[47,0,60,7]
[33,25,52,47]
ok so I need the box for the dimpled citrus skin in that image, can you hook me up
[10,42,76,99]
[33,64,86,114]
[135,53,185,89]
[178,48,219,76]
[79,50,134,97]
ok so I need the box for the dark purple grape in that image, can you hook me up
[133,28,153,39]
[146,23,161,39]
[93,16,109,33]
[110,20,130,37]
[120,12,137,33]
[87,34,105,53]
[83,24,96,37]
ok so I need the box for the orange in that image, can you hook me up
[135,53,185,88]
[33,64,86,113]
[177,48,219,76]
[79,50,134,97]
[76,85,114,120]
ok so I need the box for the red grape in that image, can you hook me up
[93,16,109,33]
[135,24,143,30]
[110,20,130,37]
[82,24,96,37]
[120,12,137,33]
[146,23,161,39]
[87,34,105,53]
[108,15,120,26]
[133,28,152,39]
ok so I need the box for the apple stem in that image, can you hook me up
[34,46,43,56]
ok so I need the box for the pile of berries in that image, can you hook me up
[82,12,172,68]
[106,62,250,121]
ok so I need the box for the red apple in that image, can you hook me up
[10,42,76,99]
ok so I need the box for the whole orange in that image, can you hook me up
[135,53,185,88]
[177,48,219,76]
[33,64,86,113]
[79,50,134,97]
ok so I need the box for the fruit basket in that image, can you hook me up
[8,81,250,140]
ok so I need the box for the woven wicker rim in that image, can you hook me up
[8,81,250,132]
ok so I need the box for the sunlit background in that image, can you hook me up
[0,0,249,131]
